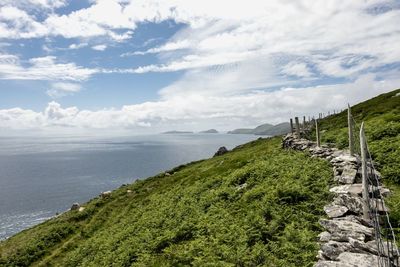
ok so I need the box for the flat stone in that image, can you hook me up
[315,260,353,267]
[320,219,374,238]
[329,184,362,196]
[337,252,379,266]
[321,241,352,260]
[319,231,332,242]
[324,204,349,218]
[329,231,366,242]
[333,194,363,214]
[331,154,358,164]
[369,198,390,213]
[338,166,357,184]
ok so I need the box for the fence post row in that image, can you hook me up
[295,117,300,137]
[315,119,321,147]
[359,122,370,221]
[348,104,355,156]
[290,118,294,134]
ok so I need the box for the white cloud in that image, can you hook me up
[68,43,88,50]
[91,44,107,51]
[46,82,82,98]
[0,74,398,132]
[0,54,97,81]
[281,62,313,78]
[1,0,67,9]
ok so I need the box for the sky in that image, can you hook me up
[0,0,400,134]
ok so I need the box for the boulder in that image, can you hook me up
[70,203,80,210]
[214,146,228,157]
[100,191,112,198]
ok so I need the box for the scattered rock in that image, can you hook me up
[165,172,171,176]
[214,146,229,157]
[127,189,132,194]
[78,207,85,212]
[70,203,80,211]
[236,183,247,191]
[100,191,111,198]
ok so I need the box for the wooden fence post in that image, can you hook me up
[295,117,300,137]
[290,118,294,134]
[315,119,321,147]
[348,104,355,156]
[360,122,370,221]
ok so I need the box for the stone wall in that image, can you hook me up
[282,133,394,267]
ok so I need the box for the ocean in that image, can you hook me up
[0,133,257,240]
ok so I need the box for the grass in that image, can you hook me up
[0,137,333,267]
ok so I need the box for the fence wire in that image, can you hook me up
[300,112,399,266]
[350,113,399,267]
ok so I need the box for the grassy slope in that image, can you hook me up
[316,88,400,238]
[0,138,333,267]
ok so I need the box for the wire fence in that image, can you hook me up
[290,110,400,266]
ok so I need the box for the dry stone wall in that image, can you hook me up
[282,133,393,267]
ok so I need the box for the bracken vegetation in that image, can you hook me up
[0,138,333,266]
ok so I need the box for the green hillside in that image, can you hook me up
[315,88,400,236]
[1,89,399,267]
[0,138,332,266]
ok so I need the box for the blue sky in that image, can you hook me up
[0,0,400,133]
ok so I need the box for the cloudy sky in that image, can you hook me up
[0,0,399,134]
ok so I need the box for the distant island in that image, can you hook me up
[199,129,218,133]
[228,122,290,136]
[162,131,194,134]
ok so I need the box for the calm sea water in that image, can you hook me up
[0,134,257,240]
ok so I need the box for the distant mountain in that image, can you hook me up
[252,123,274,135]
[228,122,290,136]
[227,128,254,134]
[199,129,218,133]
[162,131,193,134]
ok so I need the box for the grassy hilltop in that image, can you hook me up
[0,89,399,266]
